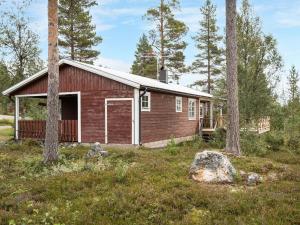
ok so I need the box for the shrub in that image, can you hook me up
[209,128,226,149]
[264,131,284,151]
[165,137,180,155]
[114,160,129,183]
[240,132,268,156]
[287,136,300,154]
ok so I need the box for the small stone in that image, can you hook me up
[239,170,247,178]
[99,150,109,157]
[86,142,108,159]
[247,172,263,186]
[267,172,278,181]
[189,150,236,183]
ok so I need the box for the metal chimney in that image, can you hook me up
[159,67,168,83]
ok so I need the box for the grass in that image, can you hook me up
[0,119,14,127]
[0,140,299,225]
[0,127,13,141]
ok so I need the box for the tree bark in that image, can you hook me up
[225,0,241,155]
[160,0,165,68]
[44,0,59,164]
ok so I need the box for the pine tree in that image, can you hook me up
[44,0,59,164]
[145,0,188,82]
[225,0,240,155]
[0,62,11,114]
[237,0,282,124]
[131,34,157,79]
[191,0,223,94]
[59,0,102,64]
[288,66,299,103]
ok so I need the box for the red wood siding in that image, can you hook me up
[18,120,77,142]
[12,65,134,143]
[107,100,132,144]
[141,91,199,143]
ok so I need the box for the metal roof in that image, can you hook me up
[2,59,213,98]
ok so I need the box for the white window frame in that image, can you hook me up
[175,96,182,112]
[188,98,196,120]
[141,92,151,112]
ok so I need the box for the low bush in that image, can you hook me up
[264,131,284,151]
[240,132,268,156]
[286,136,300,154]
[114,160,129,183]
[165,137,180,155]
[209,128,226,149]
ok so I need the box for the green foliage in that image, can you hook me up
[0,143,299,224]
[165,137,180,155]
[287,65,300,102]
[209,128,226,149]
[114,160,129,183]
[145,0,188,81]
[237,0,282,124]
[0,1,43,84]
[240,132,268,156]
[131,34,157,79]
[0,119,13,126]
[264,131,284,152]
[191,0,224,93]
[59,0,102,63]
[286,136,300,154]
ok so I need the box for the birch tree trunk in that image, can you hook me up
[225,0,241,155]
[44,0,59,164]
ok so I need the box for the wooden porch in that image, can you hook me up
[18,120,78,142]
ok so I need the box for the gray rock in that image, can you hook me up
[86,142,109,158]
[247,172,263,186]
[190,150,236,183]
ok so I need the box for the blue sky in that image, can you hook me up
[18,0,300,91]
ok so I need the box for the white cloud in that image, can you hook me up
[95,56,131,72]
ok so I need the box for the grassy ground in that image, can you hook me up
[0,119,14,127]
[0,127,13,142]
[0,140,299,225]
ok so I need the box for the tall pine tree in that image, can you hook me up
[237,0,282,125]
[145,0,188,82]
[131,34,157,79]
[59,0,102,64]
[288,65,300,103]
[191,0,223,93]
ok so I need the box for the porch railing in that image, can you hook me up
[18,120,78,142]
[201,116,225,130]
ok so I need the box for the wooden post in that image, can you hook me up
[210,101,214,128]
[15,96,19,140]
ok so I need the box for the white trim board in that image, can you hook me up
[104,98,135,145]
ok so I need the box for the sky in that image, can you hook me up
[8,0,300,93]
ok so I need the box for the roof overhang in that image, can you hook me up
[2,59,140,96]
[2,59,214,99]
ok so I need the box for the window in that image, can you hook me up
[176,96,182,112]
[141,92,151,111]
[188,98,196,120]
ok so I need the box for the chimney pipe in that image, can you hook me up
[159,67,168,83]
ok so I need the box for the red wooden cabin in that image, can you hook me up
[2,59,219,147]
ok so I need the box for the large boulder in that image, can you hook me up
[190,150,236,183]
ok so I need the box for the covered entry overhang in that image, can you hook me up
[14,92,81,143]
